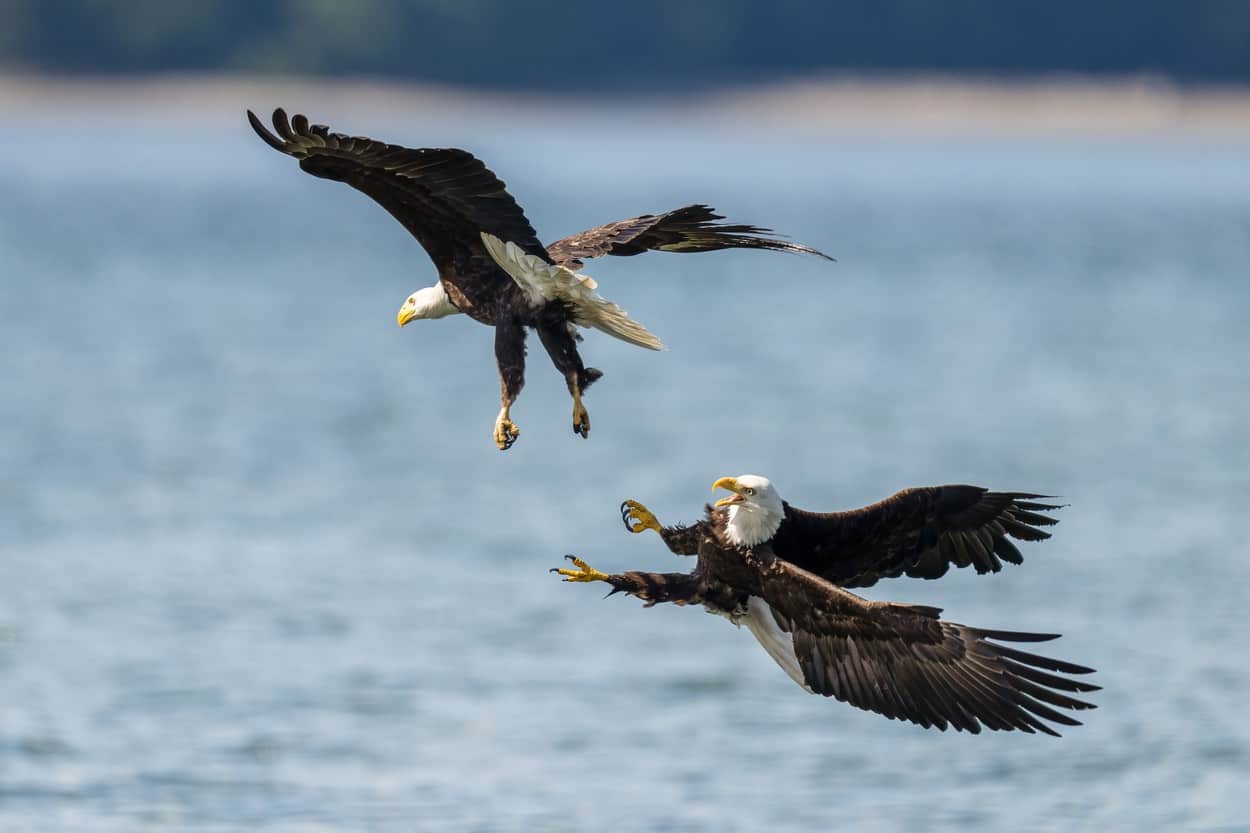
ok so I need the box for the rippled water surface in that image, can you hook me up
[2,110,1248,832]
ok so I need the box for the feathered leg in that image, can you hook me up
[536,321,601,439]
[552,556,703,607]
[493,316,526,450]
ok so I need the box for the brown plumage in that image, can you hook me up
[557,478,1097,736]
[545,204,832,270]
[772,485,1061,588]
[248,108,831,450]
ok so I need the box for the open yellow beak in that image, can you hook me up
[397,301,416,327]
[712,476,744,508]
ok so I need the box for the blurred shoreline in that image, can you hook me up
[3,72,1250,137]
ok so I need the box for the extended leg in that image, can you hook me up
[493,316,526,451]
[551,555,703,606]
[536,321,601,439]
[620,500,703,556]
[569,379,589,439]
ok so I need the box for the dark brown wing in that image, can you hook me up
[772,485,1062,589]
[753,554,1097,735]
[545,204,832,269]
[248,108,550,277]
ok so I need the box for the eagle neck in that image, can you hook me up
[413,282,461,320]
[724,500,784,548]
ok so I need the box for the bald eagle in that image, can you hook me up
[555,475,1098,735]
[248,109,830,450]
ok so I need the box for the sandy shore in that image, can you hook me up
[3,73,1249,137]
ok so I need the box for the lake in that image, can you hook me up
[1,105,1247,832]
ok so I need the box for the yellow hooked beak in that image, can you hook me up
[397,299,416,327]
[712,476,745,508]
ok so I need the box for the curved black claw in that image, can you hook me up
[619,500,631,530]
[549,554,576,574]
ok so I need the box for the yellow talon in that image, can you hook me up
[620,499,662,534]
[552,555,609,583]
[572,392,590,439]
[493,407,520,451]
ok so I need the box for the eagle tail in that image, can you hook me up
[741,596,811,692]
[481,232,665,351]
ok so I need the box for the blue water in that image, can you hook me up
[2,107,1248,832]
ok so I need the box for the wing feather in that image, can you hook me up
[248,108,548,276]
[545,203,832,269]
[771,486,1064,588]
[739,552,1096,735]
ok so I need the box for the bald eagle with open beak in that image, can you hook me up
[554,475,1098,735]
[249,108,830,450]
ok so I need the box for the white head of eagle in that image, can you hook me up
[712,474,785,547]
[397,283,460,326]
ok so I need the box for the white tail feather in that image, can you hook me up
[481,232,665,351]
[743,596,812,692]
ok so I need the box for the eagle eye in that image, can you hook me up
[744,487,755,496]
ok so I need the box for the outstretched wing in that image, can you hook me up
[748,553,1097,735]
[481,233,664,351]
[772,485,1062,588]
[545,204,832,269]
[248,108,549,277]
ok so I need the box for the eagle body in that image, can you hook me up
[560,477,1099,736]
[248,108,830,449]
[436,262,518,328]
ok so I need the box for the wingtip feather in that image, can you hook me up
[976,629,1062,642]
[247,108,289,153]
[272,107,294,141]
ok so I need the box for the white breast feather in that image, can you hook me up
[480,232,665,351]
[724,505,783,548]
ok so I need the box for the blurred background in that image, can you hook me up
[3,0,1250,86]
[2,3,1248,832]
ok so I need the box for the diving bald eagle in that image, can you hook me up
[247,109,830,450]
[555,475,1098,735]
